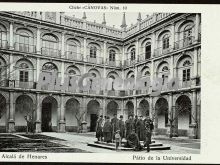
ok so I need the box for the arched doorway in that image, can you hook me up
[41,96,58,132]
[175,95,191,136]
[65,98,80,132]
[155,98,168,134]
[125,101,134,120]
[87,100,100,132]
[138,100,149,117]
[107,101,118,119]
[15,95,34,132]
[0,94,6,132]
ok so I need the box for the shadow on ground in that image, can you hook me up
[0,134,91,153]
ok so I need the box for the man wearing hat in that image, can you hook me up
[136,115,145,141]
[103,116,113,143]
[118,115,125,140]
[111,114,119,141]
[96,115,104,141]
[125,114,135,139]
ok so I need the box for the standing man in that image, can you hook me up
[125,115,135,139]
[144,116,154,152]
[118,115,125,140]
[111,114,119,141]
[134,115,139,133]
[96,115,104,141]
[103,116,112,143]
[136,115,145,141]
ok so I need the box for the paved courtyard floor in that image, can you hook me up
[0,132,200,153]
[41,132,200,154]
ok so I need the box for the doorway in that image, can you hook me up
[42,103,52,132]
[90,114,98,132]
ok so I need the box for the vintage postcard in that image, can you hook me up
[0,2,219,164]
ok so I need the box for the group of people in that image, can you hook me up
[95,114,154,152]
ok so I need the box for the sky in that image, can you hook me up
[65,12,152,29]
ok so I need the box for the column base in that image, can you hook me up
[8,120,15,133]
[188,124,197,139]
[35,121,41,133]
[81,121,87,133]
[58,121,66,133]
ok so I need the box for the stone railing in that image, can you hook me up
[126,13,173,37]
[8,12,174,38]
[11,11,38,19]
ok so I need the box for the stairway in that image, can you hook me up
[87,139,170,151]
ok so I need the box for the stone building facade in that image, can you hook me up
[0,12,201,138]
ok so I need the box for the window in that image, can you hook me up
[182,60,191,82]
[130,48,136,61]
[68,69,76,75]
[161,66,169,85]
[16,32,31,52]
[42,63,57,72]
[19,63,29,82]
[42,34,58,54]
[182,69,190,82]
[109,50,116,61]
[144,71,150,76]
[183,25,193,39]
[90,46,97,58]
[162,34,170,49]
[145,43,151,59]
[67,42,77,53]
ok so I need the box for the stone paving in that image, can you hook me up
[41,132,200,154]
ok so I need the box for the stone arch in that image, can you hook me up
[124,101,134,120]
[155,97,169,134]
[138,99,150,117]
[87,99,101,132]
[126,70,134,78]
[88,68,101,78]
[141,66,151,77]
[65,98,80,132]
[175,95,192,136]
[66,65,81,76]
[106,100,119,119]
[0,93,7,132]
[41,96,58,132]
[15,95,34,132]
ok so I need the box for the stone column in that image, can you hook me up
[151,97,158,135]
[195,13,200,42]
[167,93,174,137]
[170,23,175,49]
[173,103,179,137]
[135,38,139,62]
[192,48,198,86]
[103,41,107,64]
[36,26,41,54]
[8,90,15,133]
[9,22,14,50]
[133,97,137,116]
[83,37,87,62]
[58,94,65,133]
[35,92,41,133]
[61,32,65,57]
[122,45,125,66]
[61,61,65,84]
[151,32,156,57]
[36,58,40,82]
[103,98,106,116]
[189,90,197,139]
[81,96,87,133]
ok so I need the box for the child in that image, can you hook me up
[115,130,121,151]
